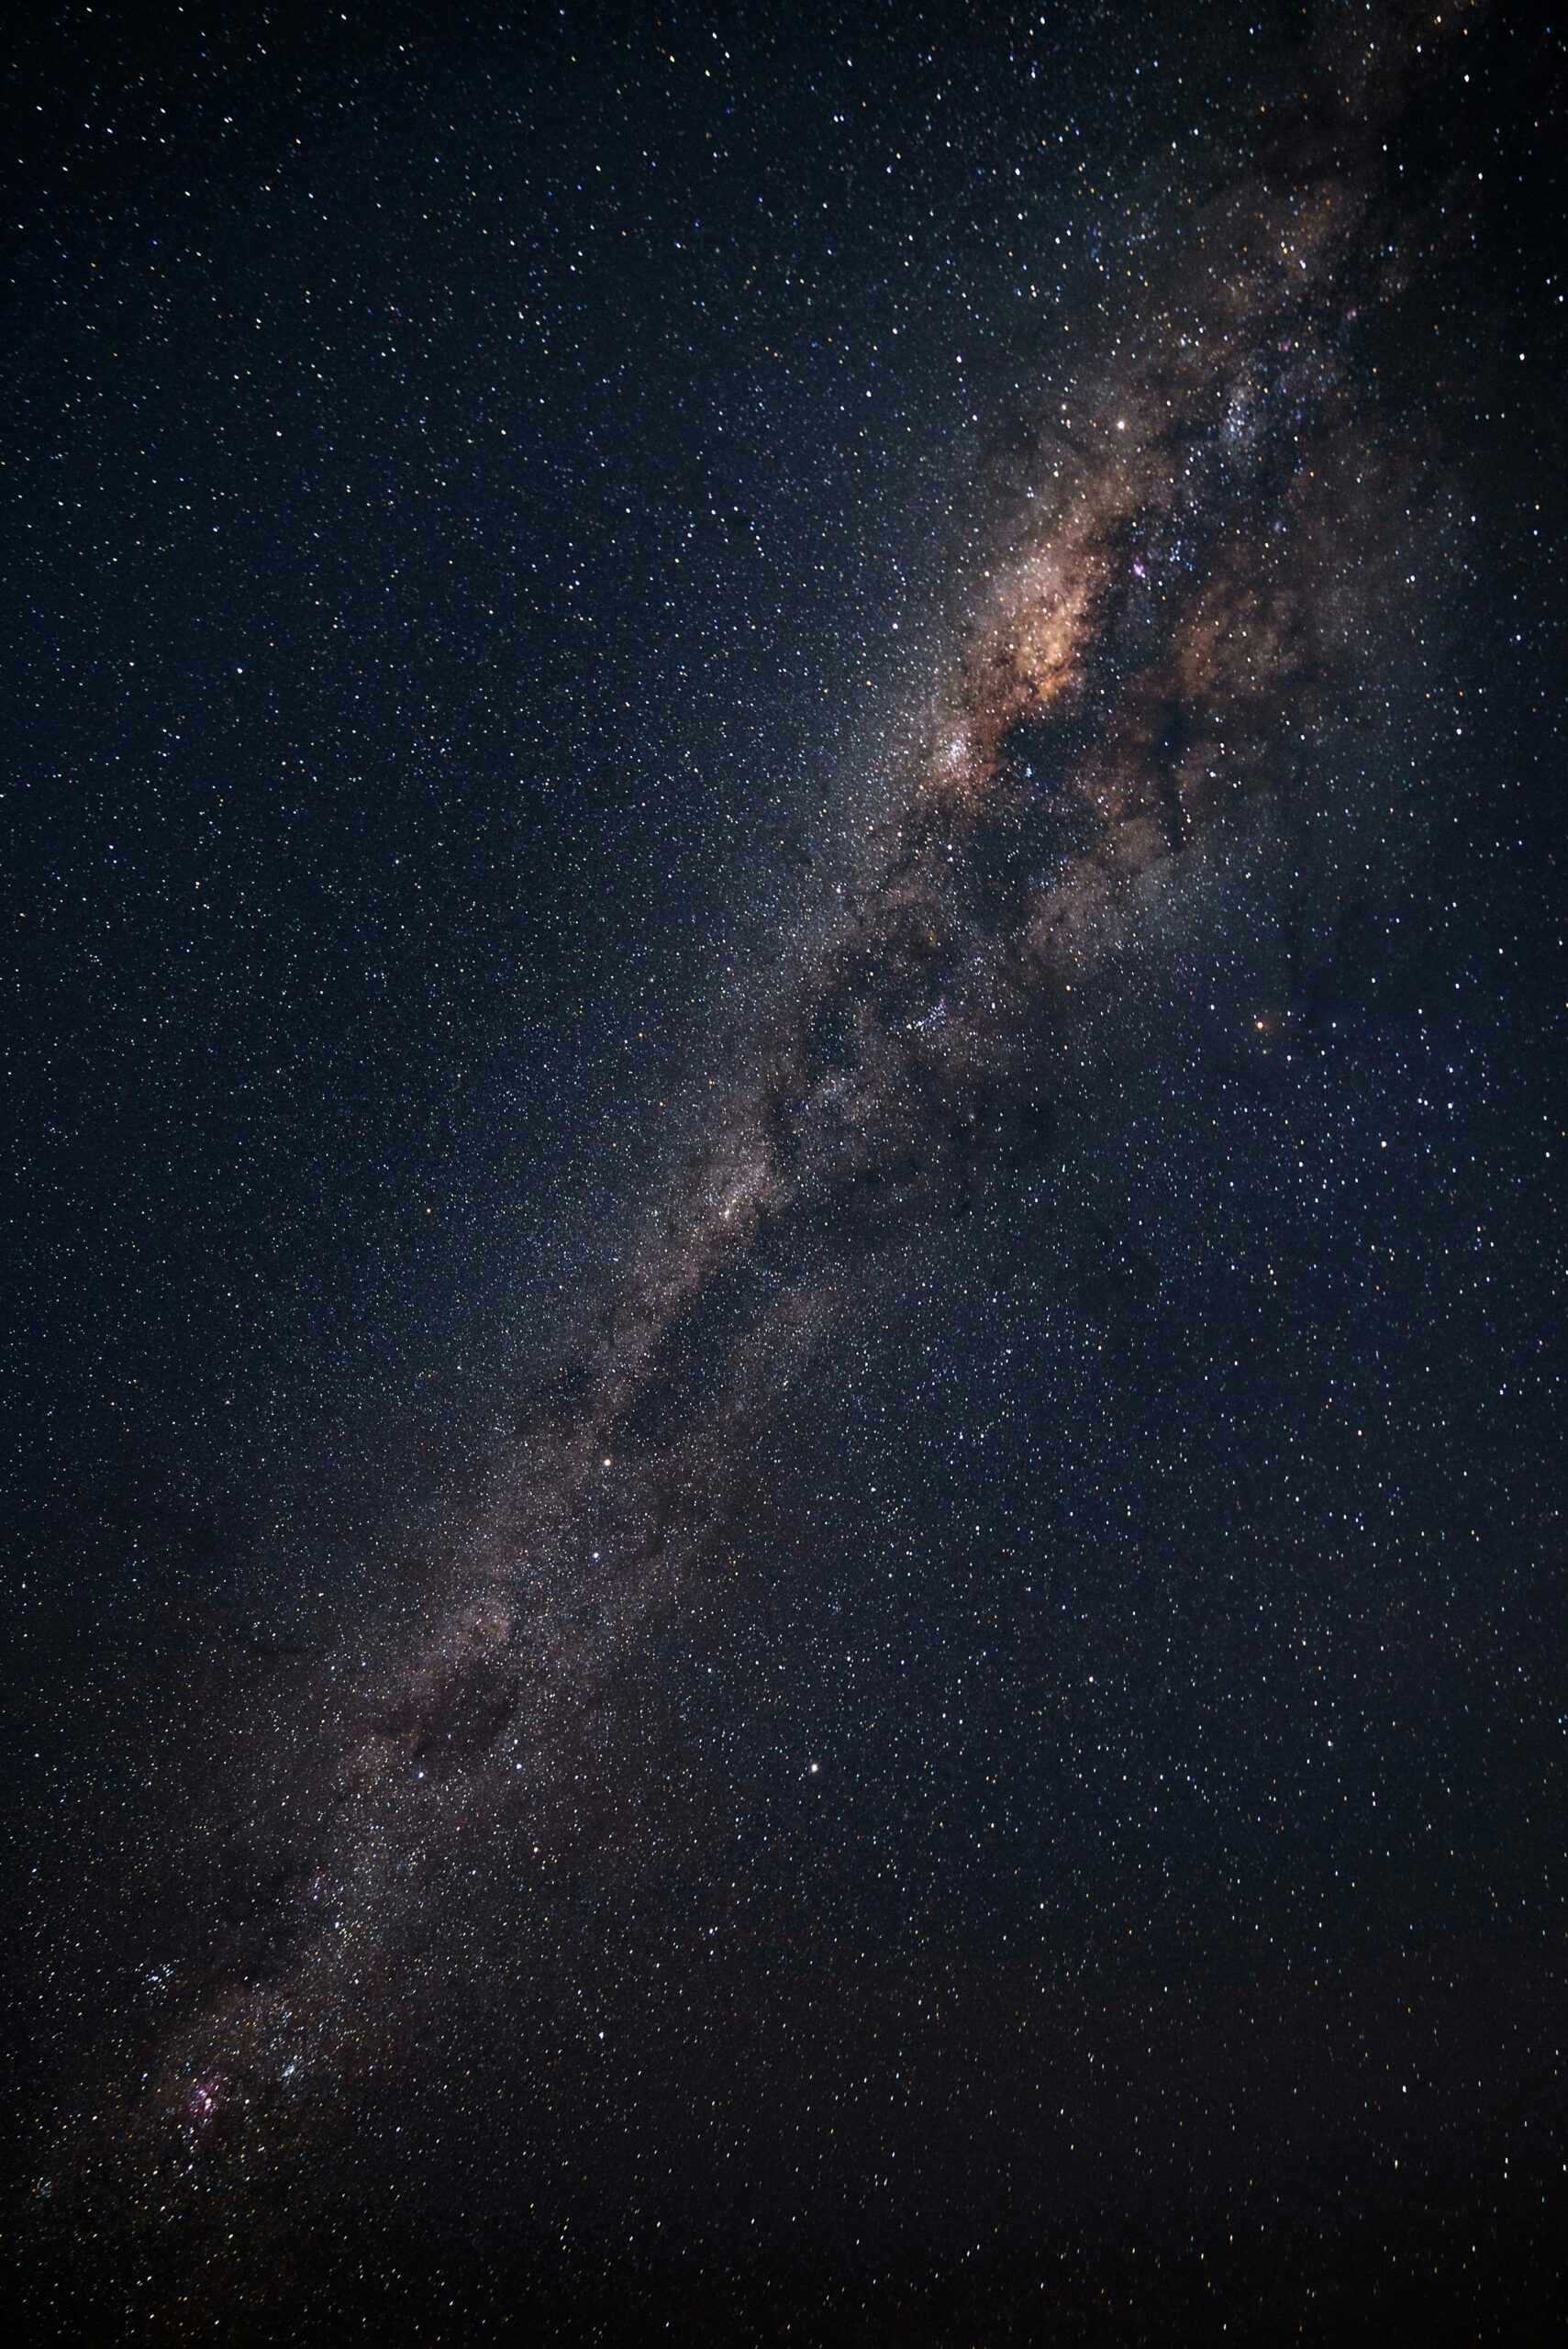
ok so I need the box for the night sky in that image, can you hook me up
[5,4,1566,2343]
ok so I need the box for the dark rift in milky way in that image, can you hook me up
[76,6,1462,2202]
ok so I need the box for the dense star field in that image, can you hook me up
[4,2,1565,2341]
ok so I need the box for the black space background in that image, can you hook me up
[4,4,1566,2343]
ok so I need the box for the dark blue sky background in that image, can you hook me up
[4,6,1565,2342]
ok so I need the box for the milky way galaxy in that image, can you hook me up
[15,3,1566,2342]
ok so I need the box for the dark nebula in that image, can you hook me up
[6,2,1564,2343]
